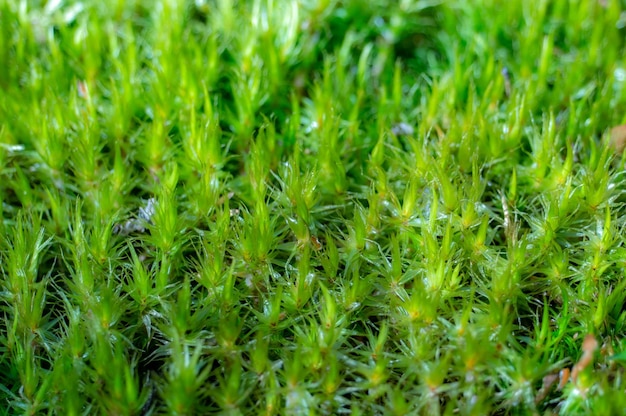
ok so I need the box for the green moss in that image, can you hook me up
[1,0,626,414]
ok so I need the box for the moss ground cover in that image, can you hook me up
[1,0,626,414]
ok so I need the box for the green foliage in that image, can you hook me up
[1,0,626,414]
